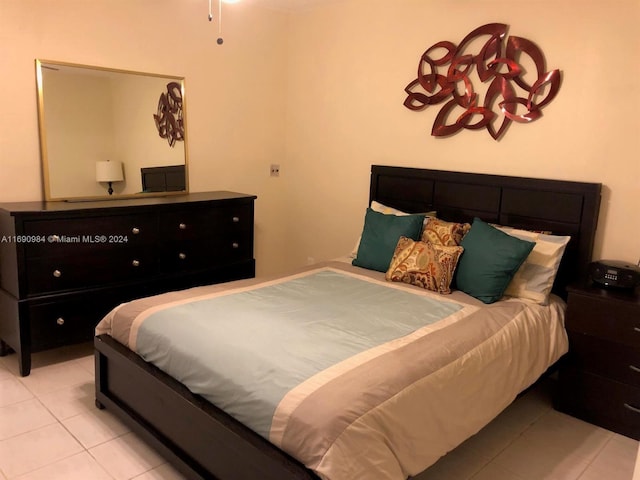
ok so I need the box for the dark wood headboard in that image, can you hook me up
[369,165,602,297]
[141,165,186,193]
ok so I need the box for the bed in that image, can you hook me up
[94,165,602,480]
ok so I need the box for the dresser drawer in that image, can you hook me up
[160,204,253,242]
[557,367,640,439]
[566,293,640,349]
[29,297,116,351]
[160,237,252,273]
[26,247,158,295]
[160,209,212,241]
[24,214,156,256]
[567,332,640,387]
[213,203,253,233]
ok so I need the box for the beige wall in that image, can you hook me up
[1,0,638,276]
[283,0,640,271]
[43,71,116,198]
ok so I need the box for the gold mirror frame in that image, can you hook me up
[36,59,189,201]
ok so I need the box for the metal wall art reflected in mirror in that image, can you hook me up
[36,59,189,201]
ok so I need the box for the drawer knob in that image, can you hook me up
[132,259,140,267]
[56,317,65,326]
[624,403,640,415]
[132,227,140,234]
[232,216,240,223]
[634,327,640,333]
[53,269,62,278]
[179,223,187,230]
[50,235,60,243]
[630,365,640,373]
[232,242,239,249]
[178,253,186,260]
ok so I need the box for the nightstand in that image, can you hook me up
[555,282,640,439]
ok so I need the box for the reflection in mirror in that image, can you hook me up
[36,60,189,201]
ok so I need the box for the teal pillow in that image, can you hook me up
[352,208,424,272]
[455,218,535,304]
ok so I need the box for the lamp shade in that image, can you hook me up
[96,161,124,182]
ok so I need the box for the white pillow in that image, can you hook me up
[350,201,435,258]
[370,200,413,215]
[498,226,570,305]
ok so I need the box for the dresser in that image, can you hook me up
[555,282,640,439]
[0,191,256,376]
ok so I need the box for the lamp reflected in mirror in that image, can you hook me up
[96,160,124,195]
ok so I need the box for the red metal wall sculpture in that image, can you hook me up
[153,82,185,147]
[403,23,561,140]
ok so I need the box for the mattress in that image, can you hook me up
[96,260,568,480]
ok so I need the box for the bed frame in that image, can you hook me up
[95,166,601,480]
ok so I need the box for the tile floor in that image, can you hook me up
[0,343,637,480]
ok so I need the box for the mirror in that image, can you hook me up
[36,59,189,201]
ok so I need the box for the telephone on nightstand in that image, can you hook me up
[588,259,640,290]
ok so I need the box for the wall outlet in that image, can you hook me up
[270,164,280,177]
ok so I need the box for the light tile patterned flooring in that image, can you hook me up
[0,343,637,480]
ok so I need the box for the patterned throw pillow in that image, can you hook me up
[385,237,464,294]
[497,226,571,305]
[421,217,471,246]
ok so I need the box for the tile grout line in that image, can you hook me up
[573,434,616,480]
[15,352,158,480]
[468,409,548,480]
[0,356,91,479]
[27,360,121,479]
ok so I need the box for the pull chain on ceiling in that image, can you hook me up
[209,0,240,44]
[208,0,224,44]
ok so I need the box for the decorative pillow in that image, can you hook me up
[492,224,552,235]
[370,200,411,215]
[455,218,536,304]
[421,217,471,246]
[350,201,436,257]
[497,226,571,305]
[386,237,464,294]
[352,209,424,272]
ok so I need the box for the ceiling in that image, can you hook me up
[246,0,341,11]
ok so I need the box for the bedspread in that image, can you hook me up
[96,261,568,480]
